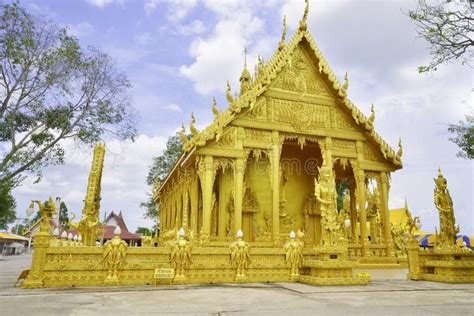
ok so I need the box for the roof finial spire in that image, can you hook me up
[299,0,309,31]
[279,15,287,51]
[239,47,251,95]
[244,46,248,67]
[397,138,403,158]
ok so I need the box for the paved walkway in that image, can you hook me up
[1,254,473,315]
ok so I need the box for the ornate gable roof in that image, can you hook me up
[171,2,402,191]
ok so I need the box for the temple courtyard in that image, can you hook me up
[0,254,472,316]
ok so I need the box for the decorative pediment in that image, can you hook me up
[271,46,332,98]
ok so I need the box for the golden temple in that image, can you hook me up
[19,0,473,288]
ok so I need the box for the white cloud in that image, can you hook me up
[177,20,207,36]
[163,103,183,112]
[135,32,153,46]
[168,0,197,22]
[281,0,346,31]
[145,0,197,21]
[179,1,270,95]
[68,21,94,38]
[144,0,158,15]
[86,0,124,8]
[13,135,167,231]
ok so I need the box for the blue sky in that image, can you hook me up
[9,0,473,235]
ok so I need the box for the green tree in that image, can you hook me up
[141,133,185,221]
[448,111,474,159]
[135,226,152,236]
[29,208,42,225]
[0,180,16,229]
[408,0,473,73]
[59,201,69,230]
[336,179,349,212]
[0,2,137,188]
[10,220,28,235]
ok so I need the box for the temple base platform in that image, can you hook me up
[21,242,415,289]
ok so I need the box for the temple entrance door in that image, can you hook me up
[280,139,323,246]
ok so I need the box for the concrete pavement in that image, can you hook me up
[1,254,473,315]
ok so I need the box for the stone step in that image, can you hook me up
[303,260,354,269]
[298,275,369,286]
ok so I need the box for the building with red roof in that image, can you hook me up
[101,211,141,246]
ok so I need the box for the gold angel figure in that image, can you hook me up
[284,232,304,277]
[103,230,128,282]
[230,231,251,280]
[170,233,193,279]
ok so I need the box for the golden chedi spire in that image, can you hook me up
[279,15,287,51]
[299,0,310,32]
[239,47,251,95]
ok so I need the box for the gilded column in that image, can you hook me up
[271,131,280,246]
[166,201,171,231]
[162,200,167,231]
[349,179,358,244]
[198,155,215,243]
[379,172,395,257]
[191,175,199,234]
[218,172,227,240]
[171,196,176,230]
[234,158,245,236]
[356,168,369,256]
[183,187,189,229]
[355,141,369,256]
[177,190,183,228]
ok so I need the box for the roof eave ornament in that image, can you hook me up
[190,112,199,136]
[279,15,287,51]
[299,0,310,32]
